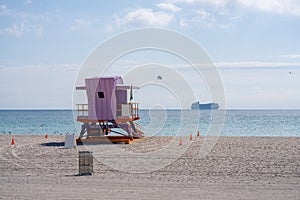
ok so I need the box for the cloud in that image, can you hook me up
[0,4,45,20]
[280,54,300,59]
[176,7,237,29]
[0,22,44,37]
[215,61,300,68]
[111,2,237,30]
[115,8,174,27]
[1,23,24,37]
[171,0,228,7]
[172,0,300,16]
[32,24,44,36]
[70,18,91,31]
[192,9,215,27]
[160,61,300,71]
[24,0,32,5]
[179,18,188,28]
[0,4,45,37]
[0,63,80,72]
[236,0,300,15]
[156,2,182,12]
[0,4,9,15]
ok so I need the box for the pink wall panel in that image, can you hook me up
[85,78,99,120]
[85,76,124,121]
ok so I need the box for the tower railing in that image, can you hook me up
[129,102,139,119]
[77,102,139,121]
[76,104,88,117]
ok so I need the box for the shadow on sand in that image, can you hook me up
[39,141,120,146]
[40,142,65,147]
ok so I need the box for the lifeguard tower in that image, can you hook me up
[76,76,144,144]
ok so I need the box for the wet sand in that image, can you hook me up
[0,134,299,199]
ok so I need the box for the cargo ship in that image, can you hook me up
[191,101,219,110]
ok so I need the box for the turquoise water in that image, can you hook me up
[0,110,299,136]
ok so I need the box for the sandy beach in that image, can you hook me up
[0,134,299,199]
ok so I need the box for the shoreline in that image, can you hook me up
[3,133,300,137]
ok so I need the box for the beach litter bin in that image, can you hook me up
[79,151,93,175]
[64,133,76,149]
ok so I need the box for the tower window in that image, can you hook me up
[98,92,105,98]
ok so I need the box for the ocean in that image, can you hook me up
[0,110,299,137]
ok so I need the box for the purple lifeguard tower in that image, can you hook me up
[76,76,144,144]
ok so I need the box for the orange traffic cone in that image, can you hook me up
[189,134,193,141]
[11,138,15,145]
[45,134,48,138]
[179,137,182,145]
[197,130,200,137]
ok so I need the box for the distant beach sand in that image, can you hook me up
[0,135,299,199]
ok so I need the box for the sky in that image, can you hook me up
[0,0,300,109]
